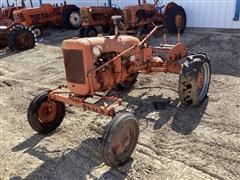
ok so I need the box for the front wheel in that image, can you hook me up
[30,25,43,38]
[178,54,211,106]
[101,112,139,167]
[27,92,66,134]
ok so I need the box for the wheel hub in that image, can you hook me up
[175,13,184,29]
[112,123,133,156]
[38,101,58,124]
[34,28,41,37]
[70,12,81,27]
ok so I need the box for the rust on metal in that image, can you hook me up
[112,122,134,156]
[37,101,58,124]
[47,23,189,117]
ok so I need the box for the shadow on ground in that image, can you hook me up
[11,134,132,180]
[119,88,208,135]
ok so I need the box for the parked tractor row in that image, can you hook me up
[79,1,186,39]
[1,0,186,39]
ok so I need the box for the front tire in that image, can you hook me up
[178,54,211,106]
[30,25,43,38]
[27,92,66,134]
[101,112,139,167]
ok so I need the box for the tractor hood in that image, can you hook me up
[62,35,140,54]
[61,35,140,96]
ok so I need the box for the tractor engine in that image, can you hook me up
[62,35,140,96]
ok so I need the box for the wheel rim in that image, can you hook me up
[37,101,58,124]
[33,28,41,37]
[175,12,185,30]
[112,122,135,157]
[69,12,81,27]
[197,62,211,101]
[16,32,31,49]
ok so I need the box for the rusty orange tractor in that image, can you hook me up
[12,1,81,37]
[79,5,122,37]
[79,0,186,38]
[27,16,211,167]
[0,8,35,51]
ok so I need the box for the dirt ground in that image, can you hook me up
[0,28,240,180]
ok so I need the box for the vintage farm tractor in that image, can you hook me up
[79,5,122,37]
[27,16,211,167]
[79,0,186,38]
[12,1,81,37]
[0,8,35,51]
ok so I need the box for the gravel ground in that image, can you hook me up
[0,28,240,180]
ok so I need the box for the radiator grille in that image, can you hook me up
[63,49,85,84]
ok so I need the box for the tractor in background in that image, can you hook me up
[0,7,35,51]
[79,0,186,38]
[12,1,81,37]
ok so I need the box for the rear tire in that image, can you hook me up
[178,54,211,106]
[165,5,186,34]
[8,25,35,51]
[27,92,66,134]
[101,112,139,167]
[63,6,81,29]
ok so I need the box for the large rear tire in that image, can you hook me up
[63,6,81,29]
[165,5,186,34]
[27,92,66,134]
[101,112,139,167]
[8,25,35,51]
[178,54,211,106]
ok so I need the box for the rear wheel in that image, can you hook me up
[63,6,81,29]
[165,5,186,34]
[101,112,139,167]
[178,54,211,106]
[27,92,66,134]
[8,25,35,51]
